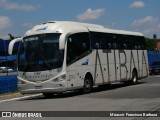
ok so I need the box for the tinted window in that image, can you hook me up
[90,32,146,50]
[18,33,64,72]
[67,33,90,65]
[127,36,146,50]
[91,32,120,49]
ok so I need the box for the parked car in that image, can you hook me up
[0,68,3,73]
[0,67,13,73]
[149,61,160,75]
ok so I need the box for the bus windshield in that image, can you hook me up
[18,33,64,72]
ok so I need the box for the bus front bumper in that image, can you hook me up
[19,87,67,94]
[18,81,67,94]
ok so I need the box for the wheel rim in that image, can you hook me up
[83,77,92,93]
[133,75,137,83]
[132,72,137,84]
[84,79,91,90]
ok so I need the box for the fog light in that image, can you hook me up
[52,74,66,82]
[52,78,59,82]
[59,74,66,80]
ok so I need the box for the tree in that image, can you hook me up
[145,37,160,51]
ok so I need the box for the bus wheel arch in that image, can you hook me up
[132,68,138,84]
[82,72,93,94]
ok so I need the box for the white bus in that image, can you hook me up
[8,21,149,97]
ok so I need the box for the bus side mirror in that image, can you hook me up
[59,33,68,50]
[8,37,22,55]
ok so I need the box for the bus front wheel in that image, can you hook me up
[82,76,93,94]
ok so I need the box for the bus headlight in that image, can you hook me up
[52,74,66,82]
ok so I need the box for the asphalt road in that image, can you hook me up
[0,75,160,120]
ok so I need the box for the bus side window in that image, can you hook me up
[90,32,102,49]
[67,32,90,65]
[67,38,74,64]
[100,34,107,49]
[138,36,146,50]
[113,43,117,49]
[82,42,87,50]
[121,35,128,49]
[123,43,127,49]
[138,45,141,49]
[108,43,111,49]
[95,42,100,49]
[112,34,118,49]
[94,35,101,49]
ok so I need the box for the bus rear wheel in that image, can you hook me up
[131,70,138,84]
[82,76,93,94]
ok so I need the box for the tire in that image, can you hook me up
[132,70,138,85]
[82,76,93,94]
[43,93,55,98]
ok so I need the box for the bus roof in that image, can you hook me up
[25,21,144,37]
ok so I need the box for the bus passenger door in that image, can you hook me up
[66,32,91,88]
[66,37,77,88]
[66,63,77,88]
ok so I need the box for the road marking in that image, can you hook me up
[0,94,42,103]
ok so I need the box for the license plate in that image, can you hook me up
[35,84,42,89]
[155,70,159,72]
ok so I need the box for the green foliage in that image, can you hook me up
[145,38,160,51]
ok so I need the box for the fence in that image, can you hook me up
[0,39,19,94]
[0,75,17,94]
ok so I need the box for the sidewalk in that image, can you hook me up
[0,92,25,101]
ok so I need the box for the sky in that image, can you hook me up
[0,0,160,39]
